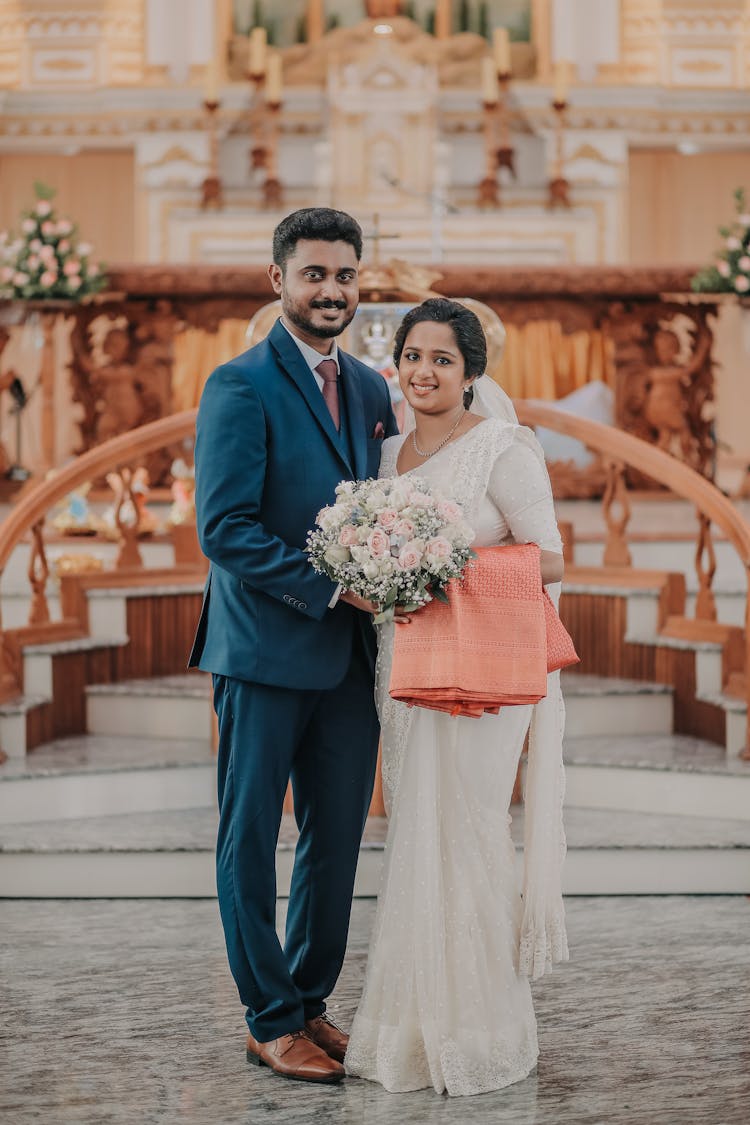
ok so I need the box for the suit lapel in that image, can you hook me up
[338,352,368,481]
[269,320,352,473]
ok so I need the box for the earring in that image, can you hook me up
[463,384,475,409]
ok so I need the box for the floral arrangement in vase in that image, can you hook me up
[691,187,750,295]
[0,182,107,301]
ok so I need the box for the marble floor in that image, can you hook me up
[2,897,749,1125]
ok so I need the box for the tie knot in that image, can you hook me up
[316,359,338,384]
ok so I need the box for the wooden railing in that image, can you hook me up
[1,401,749,749]
[517,401,750,753]
[0,410,198,703]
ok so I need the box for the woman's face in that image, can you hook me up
[397,320,472,417]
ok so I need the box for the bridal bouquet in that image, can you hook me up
[306,477,475,624]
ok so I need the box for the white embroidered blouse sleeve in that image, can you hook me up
[486,435,563,554]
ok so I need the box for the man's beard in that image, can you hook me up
[283,297,357,339]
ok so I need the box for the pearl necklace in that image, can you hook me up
[412,409,466,459]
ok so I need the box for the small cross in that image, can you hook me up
[363,212,401,267]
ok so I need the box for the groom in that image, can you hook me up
[190,208,398,1083]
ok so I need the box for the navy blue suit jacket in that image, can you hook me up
[189,318,399,689]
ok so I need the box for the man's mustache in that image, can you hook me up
[311,299,347,310]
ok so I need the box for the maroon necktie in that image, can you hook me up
[316,359,340,431]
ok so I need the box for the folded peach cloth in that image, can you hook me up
[390,543,579,718]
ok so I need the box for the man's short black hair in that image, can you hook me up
[272,208,363,271]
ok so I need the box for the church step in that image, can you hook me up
[561,674,672,737]
[564,734,750,821]
[85,673,212,740]
[83,672,672,744]
[1,537,176,590]
[0,734,214,824]
[1,807,747,898]
[573,537,747,589]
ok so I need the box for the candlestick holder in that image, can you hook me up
[248,72,269,174]
[200,99,223,210]
[261,102,284,209]
[496,72,516,178]
[477,100,501,208]
[547,99,571,209]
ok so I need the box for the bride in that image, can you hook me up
[345,297,569,1097]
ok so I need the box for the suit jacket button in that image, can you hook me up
[299,602,307,610]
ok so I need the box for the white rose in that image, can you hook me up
[317,506,344,533]
[324,544,351,566]
[726,235,741,251]
[363,487,388,513]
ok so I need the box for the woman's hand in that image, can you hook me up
[540,550,565,585]
[340,589,413,624]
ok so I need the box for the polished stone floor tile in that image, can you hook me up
[1,896,748,1124]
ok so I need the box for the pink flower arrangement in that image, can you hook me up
[0,182,106,301]
[692,187,750,296]
[307,475,475,623]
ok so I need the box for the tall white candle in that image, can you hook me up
[435,0,452,39]
[493,27,511,74]
[248,26,267,76]
[481,56,499,104]
[204,58,218,102]
[553,60,569,103]
[265,53,282,104]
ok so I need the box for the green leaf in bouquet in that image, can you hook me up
[382,586,400,607]
[431,585,450,605]
[372,606,395,625]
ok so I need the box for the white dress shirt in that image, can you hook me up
[279,318,343,609]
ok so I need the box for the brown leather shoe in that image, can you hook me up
[304,1014,349,1064]
[246,1029,344,1083]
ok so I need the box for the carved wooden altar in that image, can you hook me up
[0,264,718,492]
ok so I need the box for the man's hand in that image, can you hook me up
[340,589,413,624]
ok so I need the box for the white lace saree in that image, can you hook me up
[345,418,568,1097]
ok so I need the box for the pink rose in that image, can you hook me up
[739,256,750,271]
[27,254,40,270]
[58,239,71,254]
[67,274,82,290]
[35,201,52,217]
[13,271,29,285]
[41,221,56,236]
[22,218,37,234]
[717,261,730,277]
[88,264,100,277]
[392,518,415,540]
[397,541,423,570]
[338,524,359,547]
[437,499,462,523]
[376,508,399,530]
[425,536,452,559]
[63,258,80,276]
[735,275,750,293]
[40,270,58,287]
[0,266,14,283]
[56,219,73,235]
[29,238,42,252]
[726,235,741,251]
[39,243,55,260]
[367,528,391,559]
